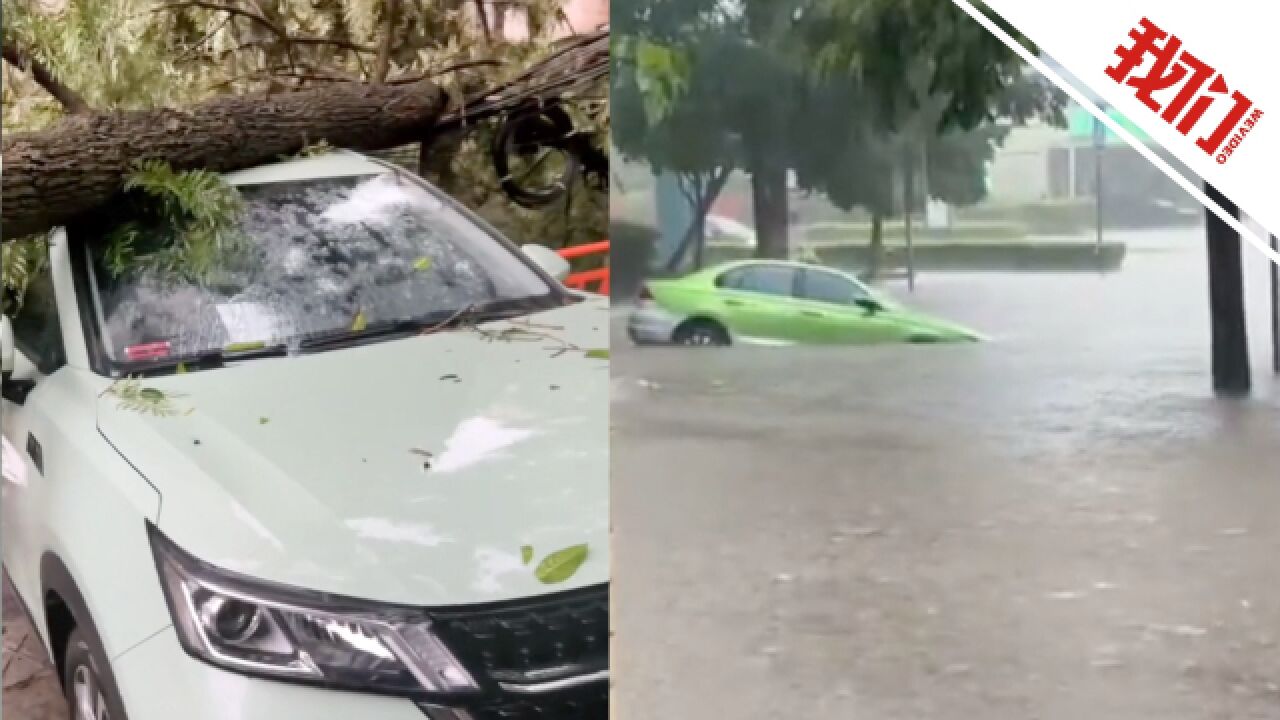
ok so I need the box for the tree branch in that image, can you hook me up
[373,0,400,83]
[160,1,278,35]
[389,59,504,85]
[287,34,378,54]
[474,0,494,45]
[174,14,233,61]
[437,28,607,129]
[3,79,449,240]
[666,164,733,271]
[1,40,92,115]
[160,1,378,54]
[204,62,358,92]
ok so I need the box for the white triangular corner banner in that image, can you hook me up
[955,0,1280,267]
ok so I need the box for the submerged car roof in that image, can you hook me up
[220,150,389,187]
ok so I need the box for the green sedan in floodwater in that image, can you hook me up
[628,260,984,346]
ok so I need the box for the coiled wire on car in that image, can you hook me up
[489,103,607,209]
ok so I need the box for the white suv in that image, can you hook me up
[0,152,608,720]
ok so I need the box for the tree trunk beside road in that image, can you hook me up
[751,164,789,260]
[1204,183,1251,396]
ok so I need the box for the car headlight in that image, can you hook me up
[147,523,479,697]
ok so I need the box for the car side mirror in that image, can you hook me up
[855,298,883,315]
[1,315,14,376]
[1,316,36,405]
[521,244,571,283]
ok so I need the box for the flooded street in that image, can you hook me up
[611,226,1280,719]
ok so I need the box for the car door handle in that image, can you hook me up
[800,310,824,317]
[724,299,746,307]
[26,433,43,475]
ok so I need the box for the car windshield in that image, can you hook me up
[79,170,558,366]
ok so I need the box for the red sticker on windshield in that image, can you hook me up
[124,341,172,362]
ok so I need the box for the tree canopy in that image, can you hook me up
[2,0,608,307]
[611,0,1065,266]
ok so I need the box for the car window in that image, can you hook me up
[719,265,797,297]
[800,269,870,306]
[10,250,66,374]
[76,172,559,367]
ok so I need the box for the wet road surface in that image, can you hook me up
[611,226,1280,719]
[3,576,67,720]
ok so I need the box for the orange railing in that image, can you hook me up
[558,240,610,295]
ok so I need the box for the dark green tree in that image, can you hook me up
[614,0,1064,264]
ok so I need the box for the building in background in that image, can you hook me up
[984,58,1200,228]
[495,0,608,40]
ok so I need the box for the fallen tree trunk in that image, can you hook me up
[2,79,447,240]
[2,27,607,242]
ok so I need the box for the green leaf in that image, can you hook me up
[521,545,534,565]
[584,348,609,359]
[534,544,589,584]
[258,416,270,425]
[413,257,433,271]
[351,310,368,332]
[139,387,164,400]
[633,40,690,125]
[224,341,265,353]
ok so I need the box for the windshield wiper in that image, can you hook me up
[121,343,291,376]
[296,306,530,353]
[296,318,429,353]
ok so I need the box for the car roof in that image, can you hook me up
[221,149,389,187]
[714,258,835,273]
[705,259,871,288]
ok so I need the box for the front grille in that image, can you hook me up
[429,584,608,684]
[466,681,609,720]
[418,584,609,720]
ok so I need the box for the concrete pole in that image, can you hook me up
[1204,183,1251,396]
[1272,233,1279,374]
[1093,117,1105,265]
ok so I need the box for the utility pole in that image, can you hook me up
[1092,115,1106,268]
[1204,183,1251,396]
[902,145,918,292]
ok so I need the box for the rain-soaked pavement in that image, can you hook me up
[611,225,1280,719]
[3,576,67,720]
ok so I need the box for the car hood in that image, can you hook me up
[867,291,982,340]
[97,297,610,607]
[892,308,984,340]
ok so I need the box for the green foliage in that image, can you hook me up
[794,0,1061,132]
[613,0,1065,261]
[292,140,335,159]
[925,125,1009,207]
[614,37,689,125]
[2,0,184,123]
[1,236,49,316]
[533,543,589,584]
[612,31,745,177]
[104,160,247,285]
[106,378,189,416]
[3,0,607,267]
